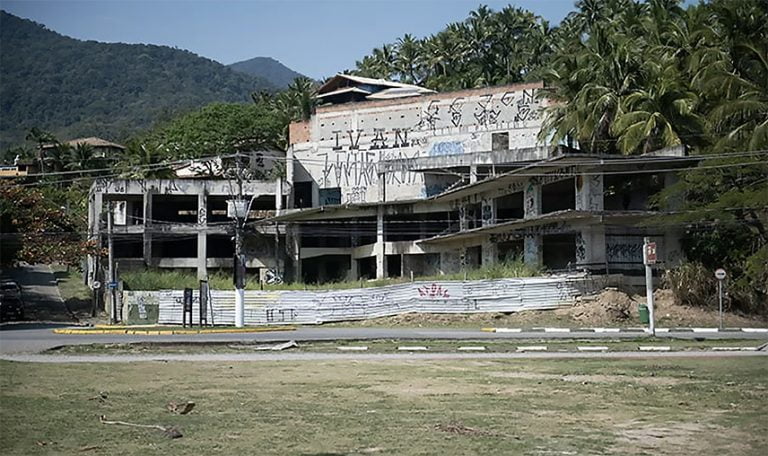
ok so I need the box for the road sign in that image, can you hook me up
[108,281,118,290]
[643,242,657,265]
[91,281,101,290]
[715,268,727,280]
[715,268,726,330]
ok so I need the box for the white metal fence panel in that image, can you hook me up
[124,273,589,326]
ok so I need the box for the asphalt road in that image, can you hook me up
[2,264,72,322]
[1,324,766,355]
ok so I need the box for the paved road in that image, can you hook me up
[3,264,72,322]
[3,350,766,364]
[1,325,766,355]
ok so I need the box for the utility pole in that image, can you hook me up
[107,201,116,324]
[231,155,247,327]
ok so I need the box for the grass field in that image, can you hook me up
[46,338,766,355]
[1,357,766,455]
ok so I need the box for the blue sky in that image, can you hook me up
[1,0,578,79]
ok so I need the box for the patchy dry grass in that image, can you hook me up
[46,337,765,356]
[1,357,766,455]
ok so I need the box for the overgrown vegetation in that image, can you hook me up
[121,258,541,291]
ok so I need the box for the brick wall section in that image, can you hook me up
[289,121,311,145]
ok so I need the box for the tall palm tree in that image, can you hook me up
[25,127,56,174]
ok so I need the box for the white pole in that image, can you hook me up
[718,279,723,330]
[235,287,245,327]
[643,237,655,336]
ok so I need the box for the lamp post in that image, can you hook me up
[228,155,253,327]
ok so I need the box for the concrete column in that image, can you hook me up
[289,224,301,282]
[197,191,207,280]
[469,165,478,184]
[523,178,542,218]
[576,225,606,269]
[142,190,153,266]
[481,239,498,267]
[375,206,386,279]
[348,256,359,281]
[459,205,469,231]
[440,250,461,274]
[481,197,496,226]
[275,179,284,213]
[664,227,684,267]
[575,174,604,211]
[524,235,543,266]
[664,172,683,210]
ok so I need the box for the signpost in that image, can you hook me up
[643,238,656,336]
[715,268,727,330]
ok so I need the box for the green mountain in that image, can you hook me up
[0,11,276,151]
[228,56,305,89]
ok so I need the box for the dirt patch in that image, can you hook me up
[487,371,685,386]
[434,421,500,437]
[556,289,636,325]
[368,378,533,398]
[612,420,754,455]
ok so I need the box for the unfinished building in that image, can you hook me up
[86,155,289,286]
[278,75,694,283]
[86,75,695,288]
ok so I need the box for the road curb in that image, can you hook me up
[52,326,296,335]
[481,327,764,333]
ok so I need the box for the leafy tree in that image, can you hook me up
[137,102,283,164]
[0,183,101,266]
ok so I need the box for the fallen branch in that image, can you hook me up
[99,415,182,439]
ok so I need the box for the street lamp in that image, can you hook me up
[226,155,254,327]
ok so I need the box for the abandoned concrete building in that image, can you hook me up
[86,153,288,283]
[279,75,695,283]
[87,75,696,286]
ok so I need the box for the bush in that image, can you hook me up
[662,262,717,309]
[663,261,767,314]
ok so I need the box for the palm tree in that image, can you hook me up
[611,61,705,154]
[65,143,103,176]
[25,127,56,174]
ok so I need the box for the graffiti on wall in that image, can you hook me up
[429,141,464,156]
[474,94,501,126]
[489,221,569,243]
[418,283,450,298]
[305,88,544,202]
[575,232,587,263]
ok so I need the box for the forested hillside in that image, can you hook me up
[228,56,306,88]
[0,11,275,150]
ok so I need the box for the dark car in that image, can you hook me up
[0,280,21,298]
[0,294,25,321]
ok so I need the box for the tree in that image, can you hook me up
[139,102,283,162]
[0,183,101,266]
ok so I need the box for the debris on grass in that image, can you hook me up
[88,391,108,402]
[99,415,183,439]
[229,340,299,351]
[434,421,499,437]
[166,400,195,415]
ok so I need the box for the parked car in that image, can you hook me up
[0,280,22,298]
[0,295,24,321]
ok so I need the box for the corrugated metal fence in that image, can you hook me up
[123,274,594,326]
